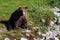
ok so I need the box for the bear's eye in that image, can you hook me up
[19,7,22,9]
[25,7,28,9]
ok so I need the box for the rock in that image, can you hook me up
[50,36,59,40]
[4,37,10,40]
[46,31,53,40]
[54,37,59,40]
[25,29,31,33]
[50,21,54,26]
[37,32,41,35]
[42,34,46,37]
[41,19,45,23]
[58,18,60,23]
[20,37,28,40]
[26,33,30,37]
[51,7,60,16]
[33,27,39,30]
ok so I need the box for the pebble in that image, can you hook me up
[4,37,10,40]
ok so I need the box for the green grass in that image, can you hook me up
[0,0,59,24]
[0,0,60,39]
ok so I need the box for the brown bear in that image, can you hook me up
[0,7,28,31]
[9,7,28,30]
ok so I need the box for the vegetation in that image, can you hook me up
[0,0,60,26]
[0,0,60,39]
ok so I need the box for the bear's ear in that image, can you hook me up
[19,7,22,9]
[18,7,22,11]
[25,7,28,9]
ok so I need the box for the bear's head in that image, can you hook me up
[18,7,28,15]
